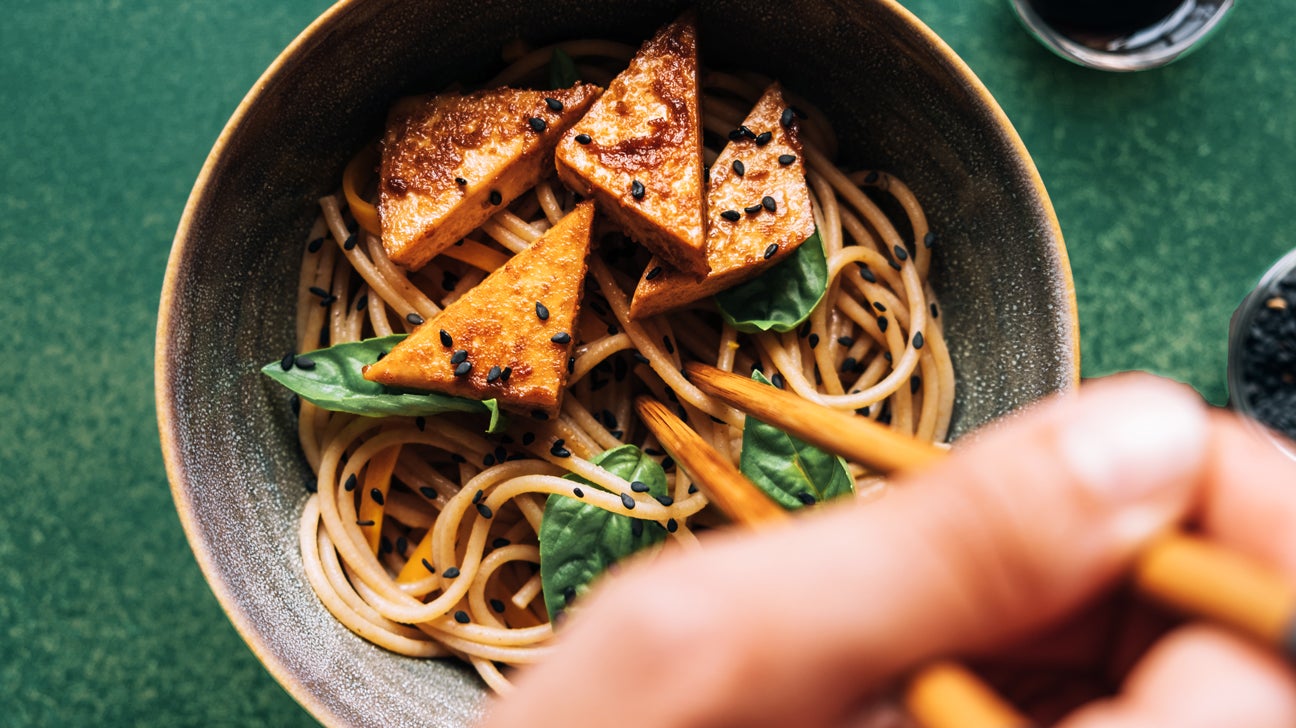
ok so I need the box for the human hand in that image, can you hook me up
[480,374,1296,727]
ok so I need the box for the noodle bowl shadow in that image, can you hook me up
[156,1,1078,725]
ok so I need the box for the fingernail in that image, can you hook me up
[1058,381,1209,504]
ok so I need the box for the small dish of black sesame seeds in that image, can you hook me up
[1229,248,1296,459]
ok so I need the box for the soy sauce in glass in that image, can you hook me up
[1010,0,1234,71]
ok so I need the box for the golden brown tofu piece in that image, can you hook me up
[364,201,594,416]
[554,13,707,277]
[630,84,815,319]
[379,84,600,270]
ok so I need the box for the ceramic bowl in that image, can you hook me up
[156,0,1078,725]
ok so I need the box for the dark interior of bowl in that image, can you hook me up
[158,0,1076,725]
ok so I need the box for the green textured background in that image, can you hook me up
[0,0,1289,725]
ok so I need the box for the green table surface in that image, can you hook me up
[3,0,1292,725]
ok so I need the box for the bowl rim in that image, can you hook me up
[155,0,1079,724]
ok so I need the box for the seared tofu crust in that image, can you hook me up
[379,84,600,270]
[554,13,707,277]
[630,83,815,319]
[364,201,595,416]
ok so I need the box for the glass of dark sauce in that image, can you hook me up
[1229,248,1296,460]
[1009,0,1234,71]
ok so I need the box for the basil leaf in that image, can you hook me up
[739,371,853,509]
[548,48,579,89]
[261,335,504,433]
[539,445,668,620]
[715,229,827,333]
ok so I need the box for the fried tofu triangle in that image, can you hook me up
[379,83,600,270]
[364,201,595,417]
[554,12,707,277]
[630,83,815,319]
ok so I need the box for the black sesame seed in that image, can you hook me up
[289,394,301,415]
[893,244,909,261]
[631,179,645,199]
[745,203,763,214]
[858,264,876,283]
[732,159,745,177]
[318,294,336,307]
[544,97,563,112]
[355,294,368,311]
[280,352,295,371]
[864,170,880,184]
[489,189,502,205]
[911,375,923,394]
[395,536,407,554]
[740,124,757,139]
[454,361,473,377]
[483,454,496,467]
[490,598,506,614]
[842,357,858,373]
[344,234,358,250]
[528,117,547,133]
[688,483,698,494]
[720,210,741,222]
[930,302,940,319]
[454,610,470,624]
[568,356,575,374]
[780,107,795,127]
[535,301,550,320]
[550,439,571,458]
[551,331,572,344]
[913,331,925,349]
[573,486,584,498]
[443,567,461,578]
[451,349,468,365]
[662,336,675,354]
[655,494,674,506]
[407,312,425,326]
[630,480,650,493]
[889,259,902,271]
[728,128,745,142]
[307,237,324,252]
[370,488,385,505]
[574,133,592,145]
[487,365,502,383]
[620,492,635,510]
[808,333,820,349]
[522,431,536,446]
[873,301,887,312]
[796,492,817,505]
[631,519,644,538]
[294,355,316,370]
[924,231,937,248]
[777,153,796,165]
[344,473,357,492]
[419,486,436,499]
[837,336,855,347]
[878,317,889,332]
[645,265,663,280]
[884,352,893,362]
[420,558,436,573]
[309,285,330,298]
[500,366,512,382]
[771,373,786,389]
[762,196,777,212]
[476,503,494,519]
[355,519,375,526]
[439,329,453,347]
[632,352,650,364]
[755,131,772,146]
[492,537,511,549]
[666,518,679,533]
[455,176,468,186]
[473,489,484,504]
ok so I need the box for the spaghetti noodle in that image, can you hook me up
[287,40,955,692]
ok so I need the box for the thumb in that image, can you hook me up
[483,375,1211,728]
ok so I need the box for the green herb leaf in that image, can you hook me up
[539,445,668,620]
[715,229,827,333]
[261,335,504,433]
[548,48,579,89]
[739,371,854,509]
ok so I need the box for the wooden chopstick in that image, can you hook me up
[633,394,1035,728]
[685,362,1296,663]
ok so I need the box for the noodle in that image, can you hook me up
[287,39,955,689]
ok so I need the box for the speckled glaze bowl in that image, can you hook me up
[156,0,1078,725]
